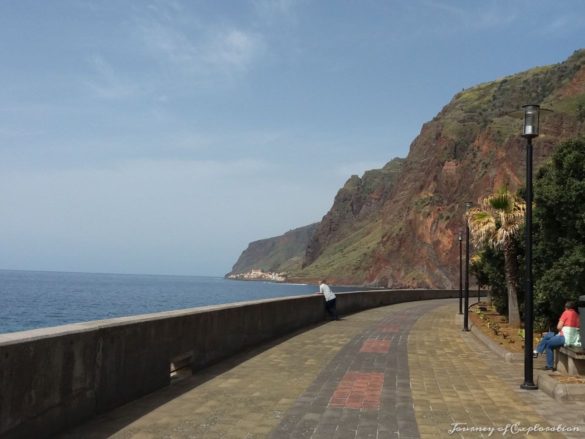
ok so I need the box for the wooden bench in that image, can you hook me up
[555,346,585,376]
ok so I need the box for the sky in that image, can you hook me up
[0,1,584,277]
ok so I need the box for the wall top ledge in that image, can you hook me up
[0,289,445,346]
[0,293,318,346]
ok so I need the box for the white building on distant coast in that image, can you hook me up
[227,269,287,282]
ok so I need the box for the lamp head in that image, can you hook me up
[522,104,540,138]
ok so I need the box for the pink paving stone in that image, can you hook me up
[328,372,384,409]
[359,339,391,353]
[378,324,400,333]
[330,398,347,406]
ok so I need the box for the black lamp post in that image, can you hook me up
[458,230,463,315]
[520,104,539,391]
[477,263,481,303]
[463,202,472,331]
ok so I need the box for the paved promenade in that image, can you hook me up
[62,299,585,438]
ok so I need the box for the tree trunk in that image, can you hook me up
[503,241,521,327]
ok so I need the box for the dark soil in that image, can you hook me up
[468,301,529,353]
[468,302,585,382]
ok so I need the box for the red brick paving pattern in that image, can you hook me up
[359,338,391,353]
[378,324,400,333]
[329,371,384,409]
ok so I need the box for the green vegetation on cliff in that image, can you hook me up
[230,49,585,287]
[228,223,318,276]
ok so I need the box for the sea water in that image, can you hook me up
[0,270,357,334]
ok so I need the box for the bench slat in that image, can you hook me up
[559,347,585,359]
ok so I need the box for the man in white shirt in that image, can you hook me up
[319,279,339,320]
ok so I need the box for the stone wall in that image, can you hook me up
[0,289,458,437]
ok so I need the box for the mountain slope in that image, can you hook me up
[228,223,318,276]
[229,49,585,287]
[300,158,405,282]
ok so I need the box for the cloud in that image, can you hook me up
[84,54,147,100]
[78,2,267,99]
[201,29,265,72]
[134,11,265,85]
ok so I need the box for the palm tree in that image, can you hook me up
[467,188,525,327]
[469,253,490,305]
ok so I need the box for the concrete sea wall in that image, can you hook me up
[0,289,458,437]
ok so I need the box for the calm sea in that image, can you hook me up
[0,270,359,334]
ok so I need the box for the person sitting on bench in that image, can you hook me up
[534,300,581,370]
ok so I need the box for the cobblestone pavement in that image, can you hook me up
[409,303,585,438]
[62,299,585,438]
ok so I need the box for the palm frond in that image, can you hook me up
[468,188,526,251]
[467,208,496,248]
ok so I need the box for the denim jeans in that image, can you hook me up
[535,331,565,368]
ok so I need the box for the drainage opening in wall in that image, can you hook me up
[170,351,193,382]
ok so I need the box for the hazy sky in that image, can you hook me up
[1,1,584,276]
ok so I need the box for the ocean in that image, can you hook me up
[0,270,358,334]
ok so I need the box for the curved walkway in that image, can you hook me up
[62,299,585,438]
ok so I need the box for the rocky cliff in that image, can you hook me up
[228,223,318,276]
[229,49,585,287]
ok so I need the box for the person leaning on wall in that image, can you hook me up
[315,279,340,321]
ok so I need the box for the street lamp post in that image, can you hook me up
[463,202,472,331]
[478,271,481,303]
[520,104,539,391]
[458,230,463,315]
